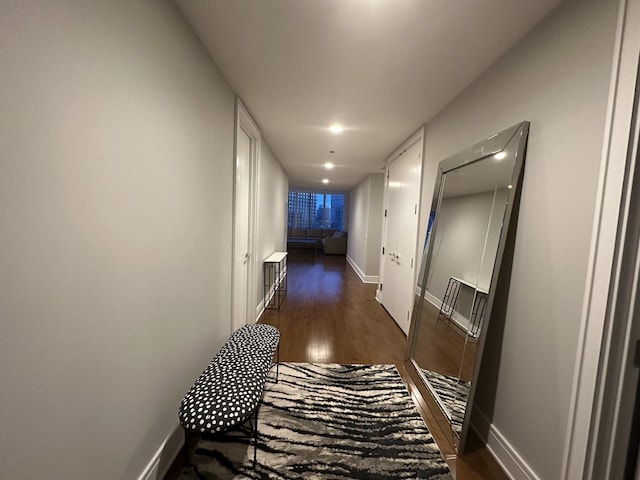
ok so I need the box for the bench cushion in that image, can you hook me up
[179,324,279,434]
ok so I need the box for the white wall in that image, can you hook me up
[347,177,371,266]
[347,176,371,272]
[478,189,510,292]
[418,0,619,478]
[0,1,255,479]
[347,173,384,281]
[342,192,350,233]
[366,175,385,274]
[427,189,509,302]
[255,141,289,317]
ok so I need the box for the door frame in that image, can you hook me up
[562,0,640,477]
[232,99,260,332]
[377,127,425,330]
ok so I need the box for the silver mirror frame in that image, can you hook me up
[407,121,529,453]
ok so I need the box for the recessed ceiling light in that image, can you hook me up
[322,178,329,184]
[494,152,507,160]
[508,184,513,189]
[329,124,344,134]
[324,162,334,170]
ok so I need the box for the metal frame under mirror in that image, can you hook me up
[407,121,529,453]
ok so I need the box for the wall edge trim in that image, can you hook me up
[137,428,184,480]
[472,407,541,480]
[346,255,379,283]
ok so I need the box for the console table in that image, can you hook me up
[438,276,488,337]
[264,252,287,311]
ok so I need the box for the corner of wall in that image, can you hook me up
[472,407,542,480]
[346,255,379,284]
[137,425,184,480]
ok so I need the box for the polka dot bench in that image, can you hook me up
[179,324,280,474]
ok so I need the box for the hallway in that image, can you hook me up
[260,250,406,365]
[165,250,508,479]
[258,250,508,480]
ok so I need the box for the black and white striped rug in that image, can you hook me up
[180,363,452,479]
[420,369,470,436]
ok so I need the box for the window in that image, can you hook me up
[288,191,344,230]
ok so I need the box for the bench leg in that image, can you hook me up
[183,429,206,480]
[245,405,260,469]
[253,406,259,468]
[276,342,280,383]
[183,429,189,466]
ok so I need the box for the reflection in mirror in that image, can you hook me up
[408,122,529,452]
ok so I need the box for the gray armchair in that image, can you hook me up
[322,233,347,255]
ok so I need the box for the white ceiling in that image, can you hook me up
[175,0,561,192]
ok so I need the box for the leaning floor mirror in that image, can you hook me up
[408,122,529,453]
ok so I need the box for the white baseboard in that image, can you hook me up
[137,426,184,480]
[137,446,161,480]
[422,290,471,332]
[255,300,265,323]
[346,255,379,284]
[422,289,441,309]
[472,407,541,480]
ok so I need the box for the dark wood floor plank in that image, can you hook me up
[261,250,407,366]
[412,300,478,382]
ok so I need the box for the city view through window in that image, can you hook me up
[288,191,344,230]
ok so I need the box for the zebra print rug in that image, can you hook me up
[419,369,470,436]
[180,362,452,479]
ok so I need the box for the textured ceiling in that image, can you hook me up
[175,0,561,191]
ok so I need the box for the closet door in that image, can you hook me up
[380,140,422,334]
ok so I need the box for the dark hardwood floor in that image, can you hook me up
[412,301,478,382]
[261,249,407,365]
[165,249,507,480]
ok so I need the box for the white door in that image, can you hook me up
[382,170,400,322]
[381,140,422,334]
[233,127,252,331]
